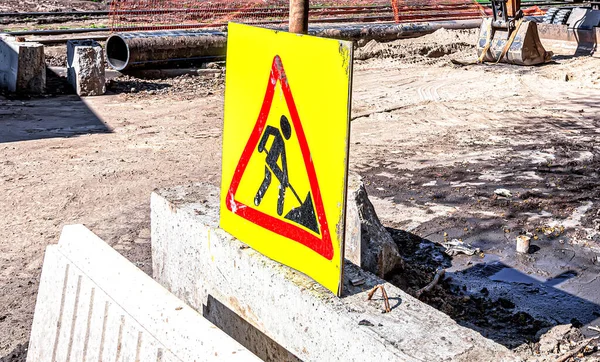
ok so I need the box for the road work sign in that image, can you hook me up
[220,23,353,295]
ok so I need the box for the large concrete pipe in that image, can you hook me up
[106,30,227,71]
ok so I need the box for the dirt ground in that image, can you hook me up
[0,0,107,13]
[1,21,600,362]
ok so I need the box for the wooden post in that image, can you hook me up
[289,0,309,34]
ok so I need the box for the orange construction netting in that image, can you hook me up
[108,0,541,32]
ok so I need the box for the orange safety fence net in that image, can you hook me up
[108,0,543,32]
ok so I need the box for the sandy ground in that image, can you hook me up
[0,0,107,13]
[1,26,600,360]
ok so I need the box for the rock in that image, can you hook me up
[494,188,512,198]
[345,171,402,278]
[536,324,583,355]
[67,40,106,96]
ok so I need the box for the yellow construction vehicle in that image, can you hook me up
[476,0,552,65]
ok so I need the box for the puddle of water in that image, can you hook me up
[489,267,546,284]
[482,253,501,263]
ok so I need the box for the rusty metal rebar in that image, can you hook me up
[289,0,310,33]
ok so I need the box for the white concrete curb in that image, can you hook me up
[27,224,261,362]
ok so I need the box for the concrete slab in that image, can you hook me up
[0,34,45,94]
[151,183,520,362]
[27,224,261,362]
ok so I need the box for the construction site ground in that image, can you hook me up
[0,0,107,13]
[2,25,600,361]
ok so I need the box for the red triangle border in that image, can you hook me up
[225,55,334,261]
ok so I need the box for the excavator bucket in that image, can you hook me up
[476,18,553,65]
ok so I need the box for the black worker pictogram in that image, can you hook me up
[254,115,319,234]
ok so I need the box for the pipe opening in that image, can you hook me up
[106,35,129,71]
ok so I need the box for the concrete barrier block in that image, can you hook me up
[0,34,45,94]
[67,40,106,96]
[151,183,519,362]
[345,171,401,277]
[27,224,260,362]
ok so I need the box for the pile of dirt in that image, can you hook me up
[105,72,224,100]
[45,53,67,68]
[355,28,478,64]
[44,46,70,68]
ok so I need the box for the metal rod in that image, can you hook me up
[290,0,310,33]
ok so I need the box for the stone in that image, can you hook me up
[536,324,583,355]
[494,188,512,198]
[345,171,401,277]
[27,224,259,362]
[67,40,106,96]
[151,182,519,362]
[0,34,45,94]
